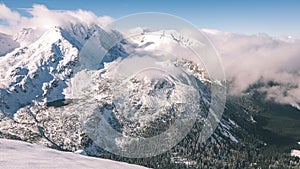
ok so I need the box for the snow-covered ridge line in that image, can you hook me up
[0,23,111,115]
[0,139,149,169]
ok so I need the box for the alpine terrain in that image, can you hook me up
[0,21,299,169]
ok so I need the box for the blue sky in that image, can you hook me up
[1,0,300,36]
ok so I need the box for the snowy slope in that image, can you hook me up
[0,139,149,169]
[0,33,19,56]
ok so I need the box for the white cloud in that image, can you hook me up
[0,4,114,35]
[204,29,300,108]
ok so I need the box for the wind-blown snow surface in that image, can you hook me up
[0,139,149,169]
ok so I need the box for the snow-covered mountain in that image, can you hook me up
[0,23,226,164]
[0,26,77,114]
[0,23,299,168]
[0,23,124,116]
[0,22,216,149]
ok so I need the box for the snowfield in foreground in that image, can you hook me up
[0,139,149,169]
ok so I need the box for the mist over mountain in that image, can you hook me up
[203,29,300,109]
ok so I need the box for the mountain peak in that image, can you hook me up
[13,28,43,47]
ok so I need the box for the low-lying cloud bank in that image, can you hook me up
[203,29,300,108]
[0,4,299,108]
